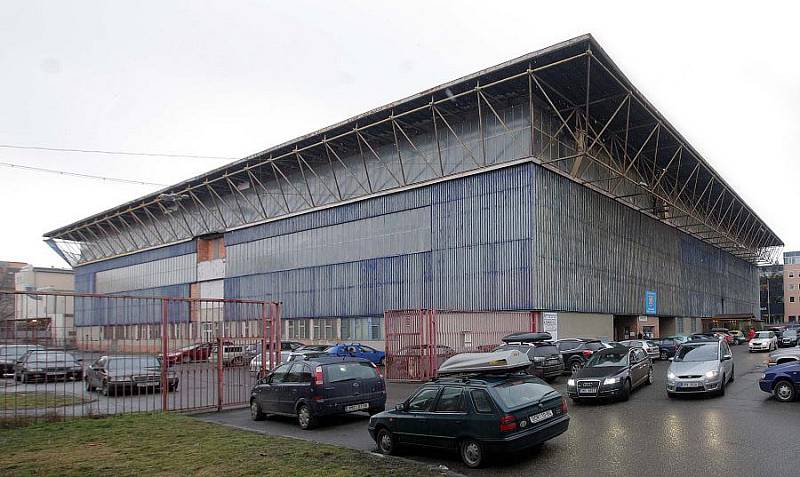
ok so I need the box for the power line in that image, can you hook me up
[0,143,238,161]
[0,161,167,187]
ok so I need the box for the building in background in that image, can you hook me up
[42,35,783,351]
[0,261,29,341]
[13,266,75,347]
[759,264,784,324]
[784,251,800,323]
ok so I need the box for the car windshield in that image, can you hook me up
[324,346,338,353]
[783,330,797,338]
[493,379,554,408]
[674,344,718,362]
[324,362,375,382]
[27,352,75,363]
[299,345,327,352]
[586,350,628,367]
[108,357,160,370]
[755,332,771,339]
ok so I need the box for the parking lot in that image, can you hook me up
[1,350,256,416]
[198,348,799,476]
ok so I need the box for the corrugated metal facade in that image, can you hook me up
[73,161,759,326]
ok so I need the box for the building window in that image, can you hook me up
[341,317,383,341]
[790,316,797,323]
[791,297,796,303]
[313,319,337,341]
[676,319,684,334]
[286,319,309,340]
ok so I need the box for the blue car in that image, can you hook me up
[759,362,800,402]
[326,343,385,366]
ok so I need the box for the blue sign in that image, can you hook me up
[645,290,657,315]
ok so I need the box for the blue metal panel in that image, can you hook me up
[76,240,195,274]
[74,284,190,326]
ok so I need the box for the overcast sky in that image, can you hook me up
[1,1,798,268]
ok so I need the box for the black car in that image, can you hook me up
[0,344,45,375]
[13,350,83,383]
[494,332,564,381]
[554,338,610,375]
[567,346,653,402]
[85,355,178,396]
[779,329,798,348]
[368,362,569,468]
[250,356,386,429]
[651,338,679,359]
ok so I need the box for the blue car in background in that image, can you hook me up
[759,362,800,402]
[326,343,385,366]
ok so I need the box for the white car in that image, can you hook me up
[749,331,778,352]
[249,351,291,374]
[619,340,660,360]
[208,344,247,366]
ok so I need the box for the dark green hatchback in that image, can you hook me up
[367,374,569,468]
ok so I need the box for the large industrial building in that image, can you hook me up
[44,35,783,350]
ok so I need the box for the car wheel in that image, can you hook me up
[460,439,484,468]
[570,360,583,375]
[297,404,317,430]
[376,428,397,455]
[774,380,796,402]
[646,367,654,385]
[729,366,735,383]
[718,376,726,397]
[101,381,112,397]
[250,399,266,421]
[620,379,631,401]
[660,350,668,360]
[20,373,28,384]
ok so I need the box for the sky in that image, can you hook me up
[1,1,798,268]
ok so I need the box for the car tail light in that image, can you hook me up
[499,415,517,432]
[581,350,593,358]
[560,398,568,414]
[370,362,383,378]
[314,366,324,385]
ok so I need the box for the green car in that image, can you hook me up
[368,352,569,468]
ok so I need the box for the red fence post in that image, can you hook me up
[216,336,224,412]
[161,298,169,413]
[260,303,268,376]
[272,303,282,370]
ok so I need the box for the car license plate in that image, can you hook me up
[137,382,155,387]
[345,403,369,412]
[46,372,63,376]
[677,381,699,388]
[578,387,597,394]
[529,409,554,424]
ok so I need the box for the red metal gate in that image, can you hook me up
[384,309,537,381]
[0,290,280,424]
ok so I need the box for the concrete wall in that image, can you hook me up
[556,312,614,341]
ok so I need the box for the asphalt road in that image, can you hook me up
[197,347,800,477]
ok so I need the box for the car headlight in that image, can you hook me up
[567,378,575,387]
[603,377,620,386]
[667,372,676,380]
[533,357,545,363]
[760,373,766,380]
[705,370,719,379]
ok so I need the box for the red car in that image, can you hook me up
[161,342,214,365]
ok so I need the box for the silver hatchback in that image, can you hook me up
[666,339,734,397]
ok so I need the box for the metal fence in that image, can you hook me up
[384,309,537,381]
[0,290,280,424]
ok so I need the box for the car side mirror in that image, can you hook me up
[395,402,408,412]
[722,355,732,361]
